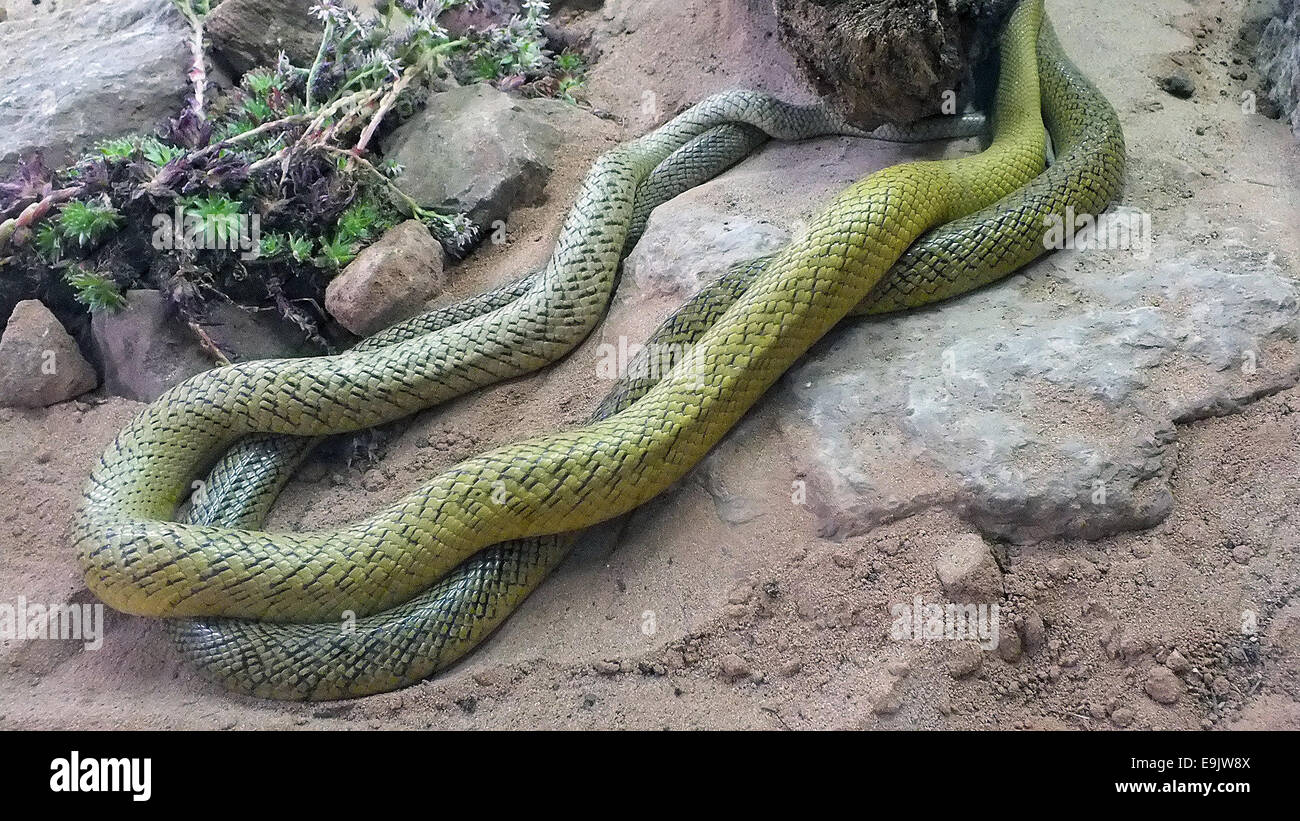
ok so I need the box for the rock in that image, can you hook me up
[0,300,97,407]
[206,0,323,76]
[997,624,1023,663]
[1019,609,1047,654]
[870,676,905,715]
[1158,71,1196,99]
[324,220,447,336]
[934,534,1004,603]
[623,139,1300,544]
[90,290,309,402]
[0,0,191,175]
[1165,649,1191,674]
[383,85,594,232]
[718,653,751,679]
[201,301,315,362]
[1110,706,1136,727]
[91,290,212,402]
[831,550,857,568]
[1045,558,1075,580]
[1256,0,1299,135]
[771,0,1015,127]
[947,642,984,678]
[1232,545,1253,564]
[622,209,790,305]
[1144,666,1183,704]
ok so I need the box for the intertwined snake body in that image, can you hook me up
[74,0,1125,699]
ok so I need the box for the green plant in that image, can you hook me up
[289,234,315,262]
[96,137,138,161]
[179,193,244,247]
[58,199,122,247]
[140,136,186,168]
[34,223,64,263]
[553,50,583,75]
[0,0,584,356]
[318,233,357,269]
[259,232,289,258]
[64,266,127,312]
[336,200,386,243]
[243,69,280,97]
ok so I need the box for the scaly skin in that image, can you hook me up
[74,93,869,620]
[172,12,1123,702]
[74,1,1124,702]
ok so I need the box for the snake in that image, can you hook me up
[74,0,1124,699]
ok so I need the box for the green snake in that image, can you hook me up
[75,0,1124,699]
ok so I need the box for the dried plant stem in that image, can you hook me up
[353,40,463,154]
[193,113,310,161]
[0,184,85,252]
[171,0,209,120]
[319,146,421,215]
[187,318,232,366]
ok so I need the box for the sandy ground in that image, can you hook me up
[1,0,1298,729]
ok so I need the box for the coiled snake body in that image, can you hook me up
[74,0,1125,699]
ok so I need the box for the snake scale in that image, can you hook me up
[74,0,1125,699]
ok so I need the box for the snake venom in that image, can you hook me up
[74,0,1124,700]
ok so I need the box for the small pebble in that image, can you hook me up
[1158,72,1195,99]
[719,653,751,679]
[1144,667,1183,704]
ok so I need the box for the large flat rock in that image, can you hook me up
[620,135,1300,544]
[0,0,191,175]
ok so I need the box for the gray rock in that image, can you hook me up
[1158,72,1196,99]
[0,0,191,175]
[947,641,984,678]
[91,290,213,402]
[206,0,323,76]
[718,653,751,679]
[90,289,311,402]
[1019,609,1047,654]
[324,220,447,336]
[383,85,591,231]
[1257,0,1299,135]
[621,210,789,302]
[996,624,1023,663]
[201,301,316,362]
[1165,650,1191,674]
[0,300,97,407]
[935,534,1004,604]
[1144,666,1183,704]
[623,136,1300,544]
